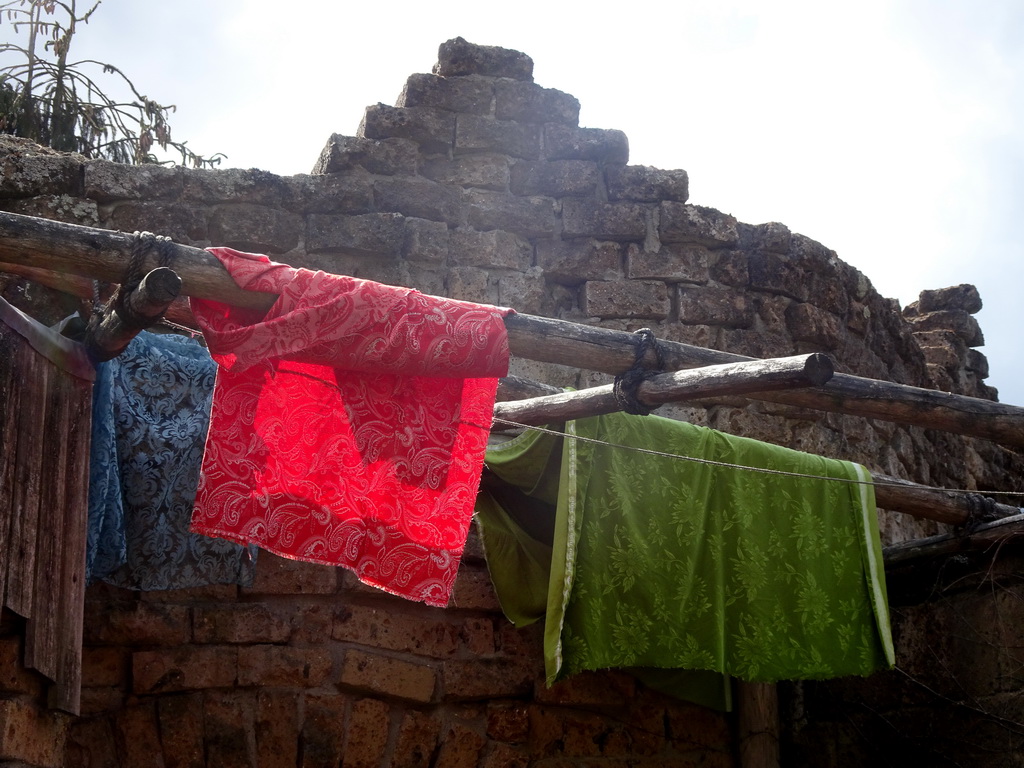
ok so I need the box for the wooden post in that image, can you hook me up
[737,681,781,768]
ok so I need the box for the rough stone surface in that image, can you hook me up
[606,164,689,203]
[627,243,709,283]
[311,134,419,176]
[583,280,670,320]
[659,202,738,247]
[358,104,455,155]
[494,81,580,125]
[434,37,534,81]
[562,199,648,241]
[544,124,629,164]
[398,73,494,115]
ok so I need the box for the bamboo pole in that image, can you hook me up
[3,210,1024,447]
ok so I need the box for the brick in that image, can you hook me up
[83,602,190,646]
[627,243,708,284]
[256,690,300,768]
[421,155,510,191]
[435,37,534,81]
[495,81,580,125]
[450,228,533,270]
[306,212,406,259]
[434,723,486,768]
[510,160,599,197]
[300,693,348,768]
[664,700,732,751]
[659,203,738,248]
[398,73,494,115]
[114,702,164,768]
[582,280,669,320]
[486,703,530,743]
[0,698,67,768]
[237,644,332,687]
[449,564,502,611]
[208,203,302,254]
[403,217,450,264]
[203,691,256,768]
[79,685,128,716]
[138,584,239,604]
[311,134,419,176]
[333,604,459,658]
[246,550,339,595]
[535,670,636,706]
[544,124,629,164]
[359,104,455,155]
[389,709,441,768]
[340,650,437,703]
[158,694,204,768]
[465,190,556,238]
[80,646,129,687]
[678,285,754,329]
[456,114,541,160]
[562,199,648,241]
[342,698,391,768]
[536,239,623,284]
[132,645,237,694]
[193,603,291,644]
[460,617,496,656]
[482,742,530,768]
[606,164,689,203]
[442,659,534,700]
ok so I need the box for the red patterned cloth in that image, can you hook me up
[190,248,512,606]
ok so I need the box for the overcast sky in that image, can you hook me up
[4,0,1022,405]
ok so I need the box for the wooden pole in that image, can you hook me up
[3,210,1024,447]
[883,511,1024,567]
[494,353,834,426]
[84,267,182,362]
[737,681,780,768]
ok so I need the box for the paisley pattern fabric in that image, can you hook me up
[190,248,512,607]
[479,413,893,699]
[87,331,257,590]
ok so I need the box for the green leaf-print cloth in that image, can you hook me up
[477,413,894,708]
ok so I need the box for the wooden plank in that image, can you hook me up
[4,341,48,618]
[494,353,833,427]
[48,375,92,715]
[0,323,23,606]
[24,360,72,681]
[3,210,1024,446]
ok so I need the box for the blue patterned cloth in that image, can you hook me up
[86,331,256,590]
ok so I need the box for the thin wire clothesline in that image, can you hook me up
[488,416,1024,500]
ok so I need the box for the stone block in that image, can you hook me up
[3,192,99,225]
[966,348,990,378]
[785,302,844,350]
[449,563,502,611]
[132,645,238,694]
[536,239,623,284]
[180,166,293,207]
[0,636,44,696]
[193,603,291,645]
[499,267,549,314]
[203,691,256,768]
[450,228,533,270]
[441,658,540,701]
[306,212,405,258]
[434,37,534,81]
[627,243,709,283]
[256,690,300,768]
[534,670,635,706]
[80,646,129,688]
[445,266,496,305]
[301,694,349,768]
[246,551,339,595]
[495,80,580,125]
[114,701,163,768]
[562,199,648,241]
[333,604,459,658]
[606,164,688,203]
[83,602,190,646]
[0,151,82,198]
[747,252,810,301]
[455,114,541,160]
[486,703,530,743]
[374,176,463,224]
[509,159,599,197]
[0,697,67,768]
[465,190,556,238]
[421,154,510,191]
[434,723,486,768]
[917,283,983,314]
[208,203,302,254]
[659,202,738,248]
[678,285,754,329]
[906,310,984,347]
[66,717,118,768]
[158,693,205,768]
[342,698,391,768]
[398,73,494,115]
[359,104,455,155]
[238,644,332,687]
[481,742,530,768]
[340,650,437,703]
[710,249,749,287]
[105,202,208,244]
[403,217,449,264]
[544,124,629,164]
[85,159,182,201]
[391,710,441,768]
[311,134,419,176]
[582,280,669,320]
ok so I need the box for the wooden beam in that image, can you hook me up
[494,353,834,426]
[883,511,1024,567]
[737,681,780,768]
[84,267,182,362]
[3,211,1024,447]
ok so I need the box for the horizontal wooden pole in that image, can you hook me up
[3,210,1024,447]
[494,354,834,426]
[84,267,181,362]
[884,511,1024,567]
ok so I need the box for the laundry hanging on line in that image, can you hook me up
[476,412,894,711]
[189,247,513,608]
[87,330,257,590]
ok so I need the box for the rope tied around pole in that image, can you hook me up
[612,327,666,416]
[109,231,177,330]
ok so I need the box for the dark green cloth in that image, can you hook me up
[477,413,893,710]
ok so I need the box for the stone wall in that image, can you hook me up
[0,36,1022,767]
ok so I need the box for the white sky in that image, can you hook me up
[4,0,1023,405]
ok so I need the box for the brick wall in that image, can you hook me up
[1,35,1022,767]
